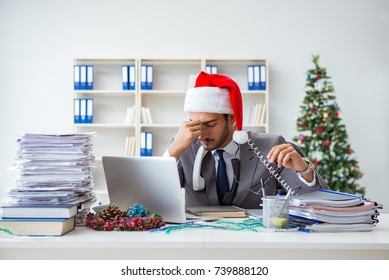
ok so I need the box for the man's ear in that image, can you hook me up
[229,114,235,124]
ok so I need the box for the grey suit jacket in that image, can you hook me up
[175,131,329,209]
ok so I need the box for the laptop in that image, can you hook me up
[101,156,187,223]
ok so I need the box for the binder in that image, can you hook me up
[129,64,135,90]
[141,65,147,90]
[146,132,153,156]
[259,64,266,90]
[80,98,87,123]
[86,98,94,123]
[140,132,147,156]
[253,65,260,90]
[247,65,254,90]
[122,65,129,90]
[74,65,80,90]
[86,65,94,90]
[74,99,81,123]
[206,65,217,74]
[80,65,87,90]
[146,65,153,90]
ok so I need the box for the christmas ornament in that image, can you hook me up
[314,80,325,91]
[85,203,165,231]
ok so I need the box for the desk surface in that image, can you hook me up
[1,214,389,260]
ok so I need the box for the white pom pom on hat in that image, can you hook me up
[184,71,248,144]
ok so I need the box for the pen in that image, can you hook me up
[275,189,292,217]
[298,227,311,233]
[271,190,281,217]
[261,179,266,198]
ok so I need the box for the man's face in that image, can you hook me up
[189,112,235,151]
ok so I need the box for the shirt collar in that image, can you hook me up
[211,139,239,158]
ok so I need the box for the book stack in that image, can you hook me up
[1,132,96,235]
[124,105,136,125]
[288,189,383,232]
[124,135,136,156]
[140,106,153,124]
[248,102,266,125]
[0,204,77,236]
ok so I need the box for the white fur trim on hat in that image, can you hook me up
[184,87,233,114]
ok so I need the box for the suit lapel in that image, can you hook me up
[233,141,260,205]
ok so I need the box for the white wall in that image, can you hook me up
[0,0,388,211]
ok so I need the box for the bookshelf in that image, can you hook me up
[73,58,269,201]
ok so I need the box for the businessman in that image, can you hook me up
[166,71,329,208]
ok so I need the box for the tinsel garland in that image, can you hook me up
[0,227,54,239]
[85,203,165,231]
[151,218,300,234]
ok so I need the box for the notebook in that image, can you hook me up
[102,156,187,223]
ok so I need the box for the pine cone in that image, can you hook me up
[101,203,123,221]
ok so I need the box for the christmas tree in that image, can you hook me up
[293,54,365,195]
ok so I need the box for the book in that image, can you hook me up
[0,216,76,236]
[0,203,78,218]
[185,205,247,218]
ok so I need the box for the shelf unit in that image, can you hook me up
[73,58,269,199]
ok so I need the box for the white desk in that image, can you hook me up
[1,214,389,260]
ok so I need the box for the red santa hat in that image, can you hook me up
[184,71,248,144]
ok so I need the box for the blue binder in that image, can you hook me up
[80,98,87,123]
[141,65,147,90]
[140,132,147,156]
[253,65,260,90]
[74,99,81,123]
[146,65,153,90]
[259,64,266,90]
[86,98,94,123]
[129,64,136,90]
[122,65,129,90]
[205,65,218,74]
[146,132,153,156]
[247,65,254,90]
[86,65,94,90]
[80,65,87,90]
[74,65,81,90]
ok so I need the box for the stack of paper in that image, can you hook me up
[288,189,382,232]
[4,132,96,225]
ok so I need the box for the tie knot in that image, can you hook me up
[215,149,225,158]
